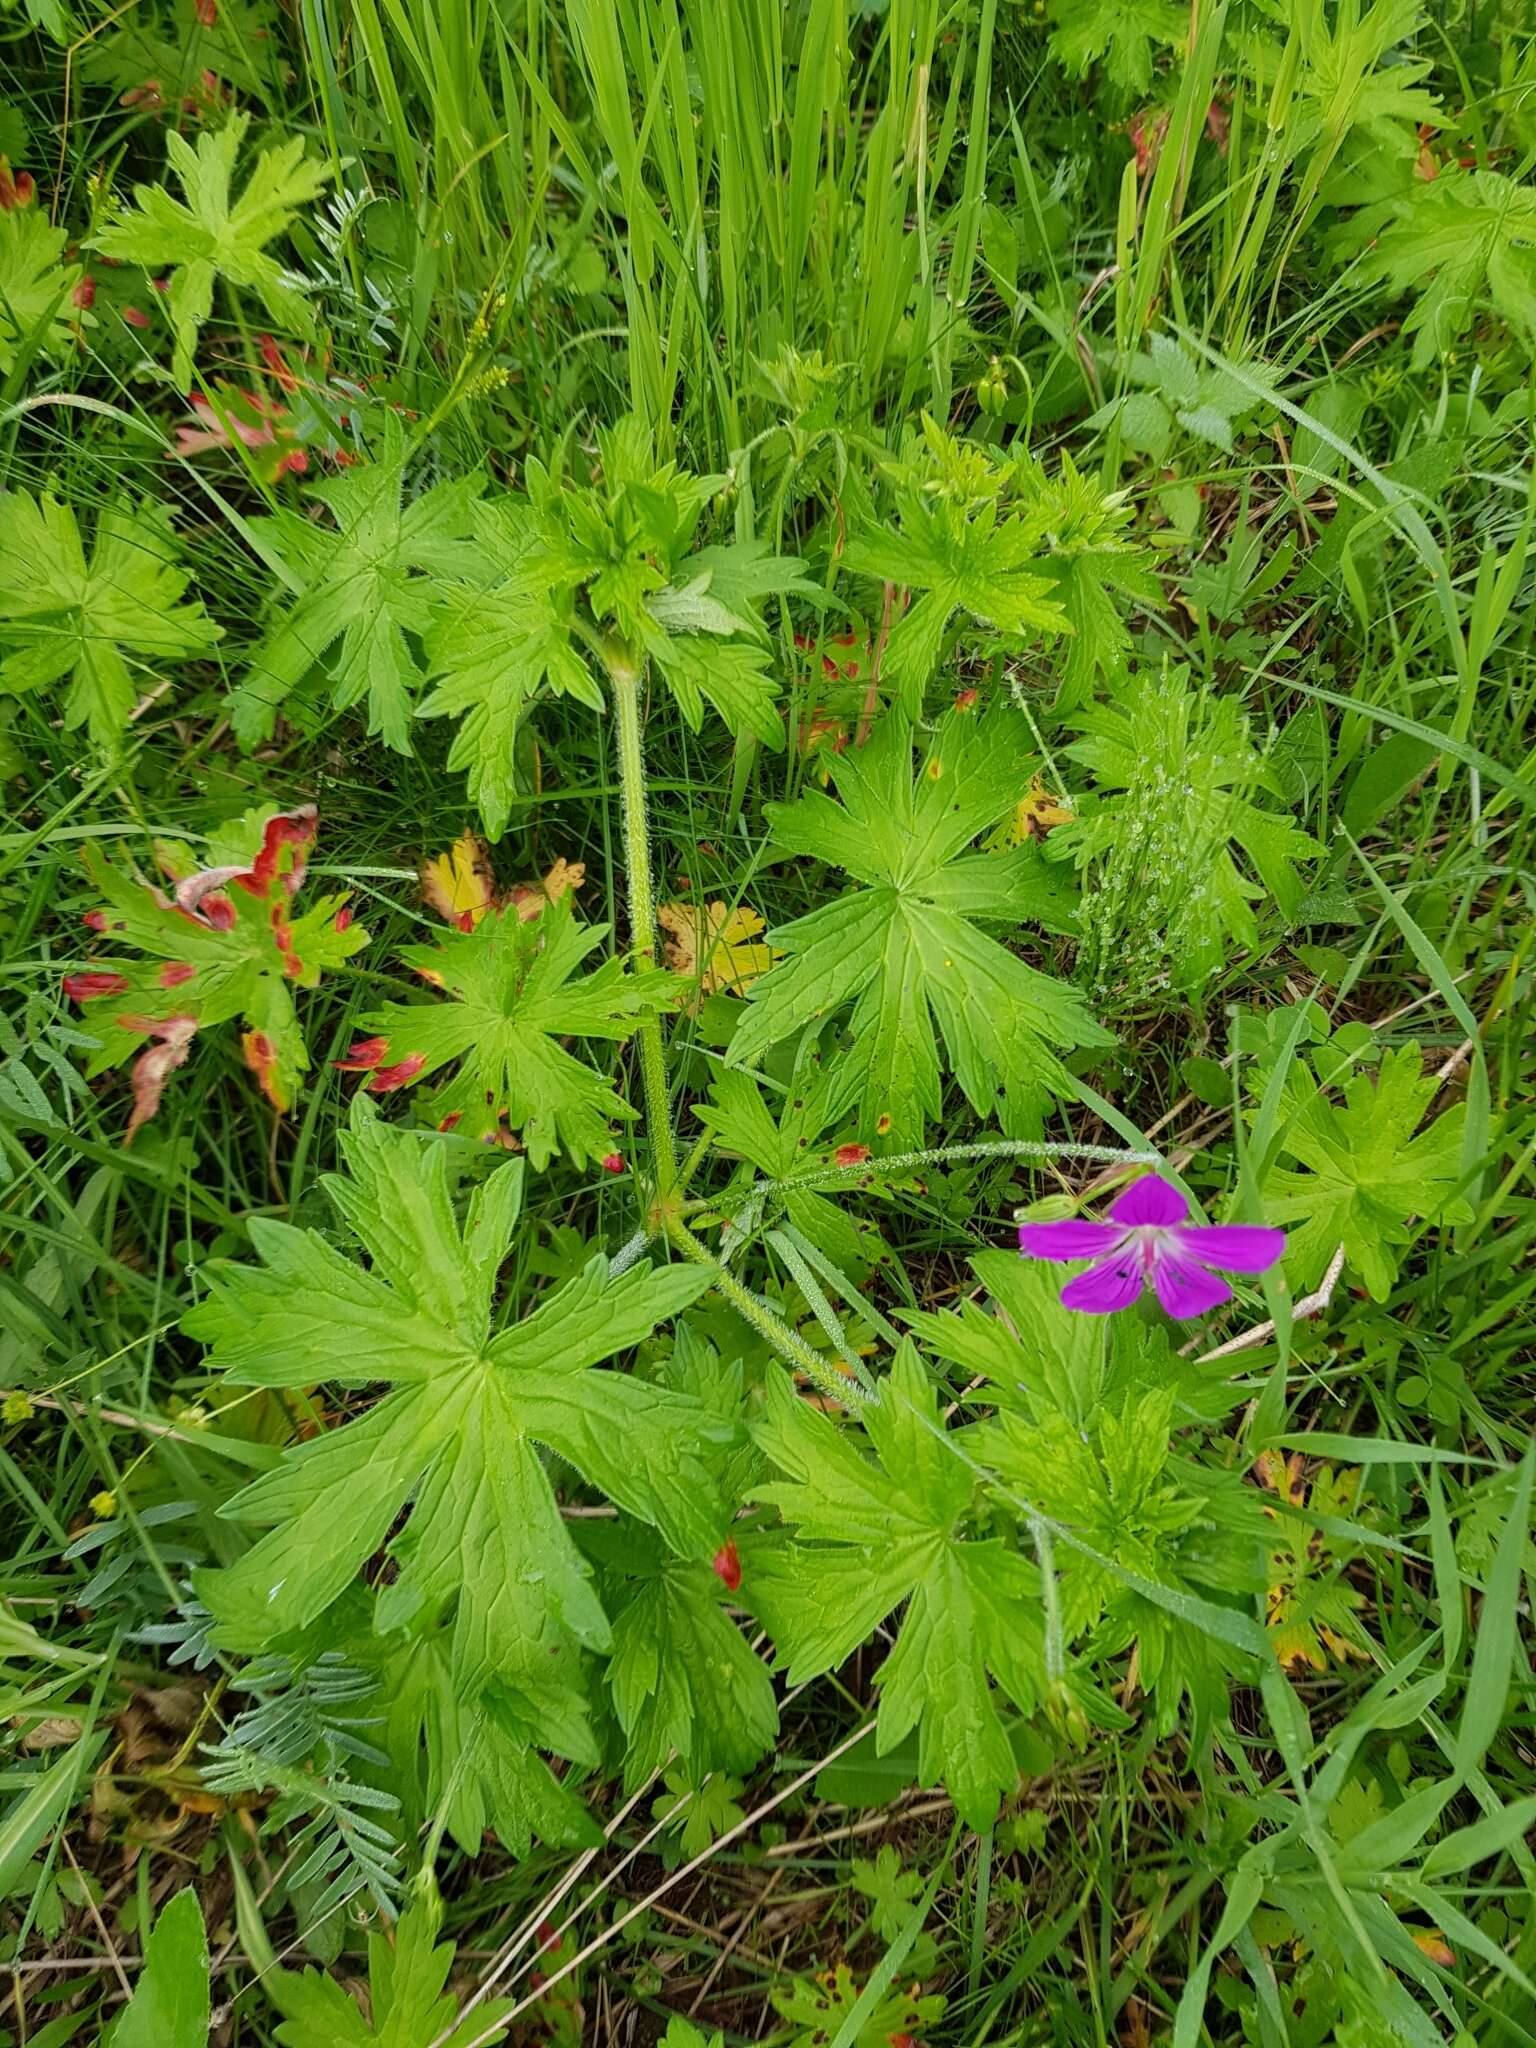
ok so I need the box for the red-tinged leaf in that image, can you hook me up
[199,892,238,930]
[122,1014,198,1141]
[334,1035,389,1072]
[72,804,367,1136]
[421,833,588,935]
[83,909,110,933]
[269,901,305,979]
[257,332,299,393]
[833,1142,871,1167]
[234,804,317,898]
[0,160,38,210]
[334,906,353,932]
[64,972,130,1000]
[242,1030,277,1101]
[367,1053,427,1094]
[712,1538,742,1592]
[601,1151,625,1174]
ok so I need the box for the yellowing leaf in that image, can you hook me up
[985,774,1074,850]
[508,856,586,922]
[422,836,585,935]
[1258,1459,1372,1673]
[657,900,782,1002]
[421,831,498,931]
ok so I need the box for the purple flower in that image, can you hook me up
[1018,1174,1285,1319]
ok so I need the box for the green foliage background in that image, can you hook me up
[1,0,1534,2041]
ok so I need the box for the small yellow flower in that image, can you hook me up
[2,1392,34,1426]
[89,1490,117,1520]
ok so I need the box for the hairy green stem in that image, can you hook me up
[606,654,679,1200]
[675,1136,1164,1214]
[665,1215,874,1408]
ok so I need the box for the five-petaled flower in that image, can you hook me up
[1018,1173,1284,1319]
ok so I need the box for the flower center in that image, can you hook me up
[1131,1225,1171,1273]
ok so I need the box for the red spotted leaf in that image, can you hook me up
[345,893,678,1169]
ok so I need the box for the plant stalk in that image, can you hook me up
[606,653,680,1200]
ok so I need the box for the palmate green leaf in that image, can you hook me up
[551,418,805,743]
[728,707,1108,1150]
[581,1518,779,1792]
[904,1249,1241,1433]
[351,894,681,1166]
[695,1046,888,1278]
[1349,167,1536,368]
[0,490,221,745]
[643,627,783,747]
[1047,0,1187,98]
[418,498,601,839]
[1093,335,1286,457]
[1239,0,1440,189]
[0,201,84,374]
[267,1903,513,2048]
[375,1630,600,1859]
[236,414,480,752]
[771,1963,946,2048]
[88,109,330,389]
[1026,448,1160,697]
[652,1765,746,1859]
[191,1104,727,1733]
[843,499,1066,716]
[983,1386,1262,1741]
[749,1343,1046,1829]
[637,536,804,746]
[1261,1046,1474,1300]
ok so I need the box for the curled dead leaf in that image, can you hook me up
[122,1014,198,1143]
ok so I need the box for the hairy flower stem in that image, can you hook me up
[606,653,680,1202]
[665,1214,874,1407]
[674,1136,1166,1214]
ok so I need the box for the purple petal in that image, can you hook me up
[1108,1174,1187,1228]
[1061,1256,1144,1314]
[1151,1247,1232,1320]
[1018,1220,1125,1262]
[1173,1224,1286,1275]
